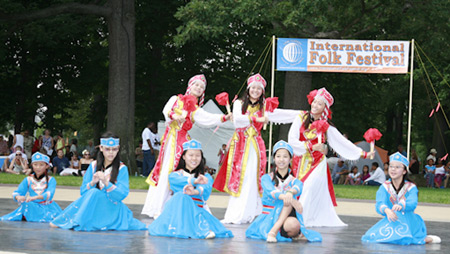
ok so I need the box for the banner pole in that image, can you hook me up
[407,39,415,161]
[268,35,276,173]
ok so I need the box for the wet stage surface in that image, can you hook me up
[0,199,448,254]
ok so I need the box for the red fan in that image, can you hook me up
[311,120,329,143]
[265,97,279,113]
[364,128,382,159]
[215,92,231,114]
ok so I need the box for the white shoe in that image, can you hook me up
[427,235,441,244]
[205,231,215,239]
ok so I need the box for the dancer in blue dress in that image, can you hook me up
[1,152,62,222]
[148,139,233,239]
[246,141,322,243]
[50,132,147,231]
[361,152,441,245]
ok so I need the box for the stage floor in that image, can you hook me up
[0,199,447,254]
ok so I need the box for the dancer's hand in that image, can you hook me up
[173,114,186,125]
[255,116,269,124]
[292,200,303,214]
[26,196,37,202]
[283,192,294,206]
[16,196,26,203]
[391,204,402,211]
[194,175,208,185]
[92,173,100,185]
[225,113,233,122]
[385,208,398,222]
[312,143,326,153]
[366,151,375,158]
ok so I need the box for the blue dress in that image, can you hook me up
[361,180,427,245]
[51,161,147,231]
[246,173,322,242]
[0,176,62,222]
[148,170,233,239]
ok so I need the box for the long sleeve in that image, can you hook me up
[327,126,364,161]
[80,162,95,195]
[41,177,57,201]
[196,174,213,201]
[104,165,130,202]
[288,114,308,156]
[162,95,178,122]
[191,108,224,127]
[267,108,301,124]
[12,178,29,202]
[232,100,251,128]
[291,179,303,197]
[375,186,389,216]
[402,186,418,212]
[261,174,281,200]
[365,168,385,183]
[169,171,192,194]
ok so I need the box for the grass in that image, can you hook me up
[1,173,449,204]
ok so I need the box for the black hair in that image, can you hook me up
[95,131,120,185]
[372,162,379,168]
[176,150,206,178]
[240,88,264,115]
[302,113,335,131]
[271,148,293,187]
[72,138,78,145]
[391,165,415,194]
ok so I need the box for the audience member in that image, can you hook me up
[32,135,41,154]
[397,144,407,157]
[70,138,78,154]
[135,141,144,174]
[52,149,70,175]
[426,148,437,164]
[444,161,449,188]
[424,158,436,188]
[12,131,24,150]
[331,159,349,184]
[361,165,371,184]
[0,135,8,155]
[434,159,446,189]
[383,162,389,179]
[73,149,93,177]
[23,130,34,160]
[409,149,420,174]
[55,133,66,155]
[7,134,14,153]
[149,122,161,167]
[40,129,54,157]
[344,166,361,185]
[217,144,226,167]
[363,162,386,186]
[4,147,29,174]
[84,140,96,158]
[60,152,81,176]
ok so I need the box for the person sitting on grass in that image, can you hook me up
[0,152,62,222]
[363,162,386,186]
[361,152,441,245]
[246,140,322,243]
[344,166,361,185]
[4,146,29,175]
[424,159,436,188]
[52,149,70,175]
[434,159,446,189]
[360,165,371,184]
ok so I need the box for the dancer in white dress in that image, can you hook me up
[141,74,232,218]
[288,87,373,227]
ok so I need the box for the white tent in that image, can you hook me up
[157,99,235,170]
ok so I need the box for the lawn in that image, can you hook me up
[1,173,449,204]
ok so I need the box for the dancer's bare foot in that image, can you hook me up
[266,231,277,243]
[49,222,58,228]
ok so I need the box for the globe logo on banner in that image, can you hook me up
[277,38,308,71]
[283,42,303,63]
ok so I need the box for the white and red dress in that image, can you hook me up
[142,95,226,218]
[289,111,366,227]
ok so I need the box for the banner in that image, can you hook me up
[277,38,410,74]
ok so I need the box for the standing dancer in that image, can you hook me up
[214,73,298,224]
[245,141,322,243]
[0,152,62,222]
[288,88,372,227]
[148,140,233,239]
[142,75,232,218]
[50,132,147,231]
[361,152,441,245]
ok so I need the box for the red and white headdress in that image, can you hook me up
[307,87,334,120]
[247,73,266,91]
[186,74,207,107]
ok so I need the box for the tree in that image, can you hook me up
[0,0,137,171]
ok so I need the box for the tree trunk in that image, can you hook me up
[278,72,312,140]
[106,0,136,174]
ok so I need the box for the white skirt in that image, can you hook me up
[300,159,347,227]
[222,145,262,224]
[141,135,174,218]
